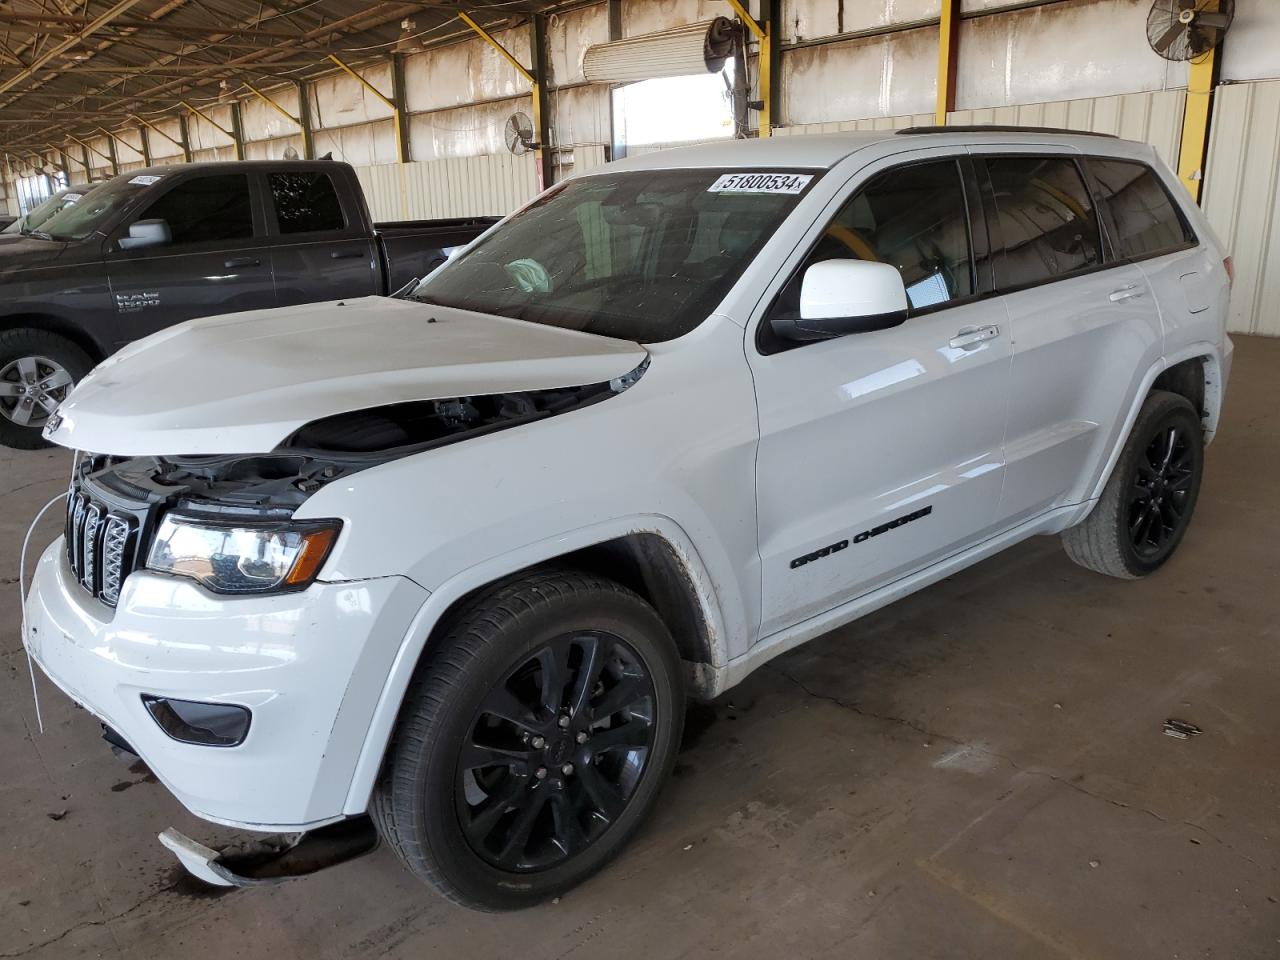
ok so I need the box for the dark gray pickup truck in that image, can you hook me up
[0,159,496,448]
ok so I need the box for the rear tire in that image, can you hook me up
[0,328,92,450]
[372,568,684,911]
[1062,390,1204,579]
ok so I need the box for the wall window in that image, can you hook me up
[1088,157,1195,260]
[985,156,1101,289]
[141,174,253,245]
[269,172,345,234]
[774,159,974,320]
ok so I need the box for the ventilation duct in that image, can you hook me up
[582,18,739,84]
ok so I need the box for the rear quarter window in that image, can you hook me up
[269,171,346,234]
[1087,157,1196,261]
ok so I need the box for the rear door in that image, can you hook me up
[265,168,379,306]
[977,150,1163,524]
[750,151,1012,638]
[104,172,275,342]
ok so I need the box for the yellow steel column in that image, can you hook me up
[1178,47,1218,201]
[935,0,959,126]
[726,0,770,137]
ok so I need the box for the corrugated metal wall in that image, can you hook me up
[354,153,539,222]
[1202,80,1280,337]
[775,90,1185,170]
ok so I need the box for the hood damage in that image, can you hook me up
[78,358,649,512]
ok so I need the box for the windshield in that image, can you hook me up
[7,185,98,235]
[39,175,152,241]
[409,168,818,342]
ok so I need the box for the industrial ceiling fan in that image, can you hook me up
[1147,0,1235,61]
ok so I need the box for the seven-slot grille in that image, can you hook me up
[65,486,138,606]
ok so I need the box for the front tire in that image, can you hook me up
[1062,389,1204,579]
[0,328,92,449]
[373,568,684,911]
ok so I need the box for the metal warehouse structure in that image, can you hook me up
[3,0,1280,335]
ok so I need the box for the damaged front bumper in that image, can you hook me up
[159,818,380,887]
[23,538,429,830]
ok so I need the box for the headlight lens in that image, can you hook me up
[146,516,340,594]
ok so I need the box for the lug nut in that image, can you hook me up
[531,735,545,749]
[561,762,574,776]
[575,731,588,744]
[558,715,570,729]
[534,766,548,780]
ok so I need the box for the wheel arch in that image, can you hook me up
[0,313,109,365]
[1084,341,1222,507]
[341,517,728,816]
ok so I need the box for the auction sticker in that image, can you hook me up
[708,172,812,194]
[128,175,163,186]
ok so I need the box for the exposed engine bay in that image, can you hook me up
[85,360,648,512]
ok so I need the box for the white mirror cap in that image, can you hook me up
[799,259,908,321]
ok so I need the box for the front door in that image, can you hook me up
[750,153,1012,639]
[104,172,276,345]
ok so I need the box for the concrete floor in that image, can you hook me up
[2,337,1278,960]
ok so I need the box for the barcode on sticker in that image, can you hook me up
[708,172,812,194]
[128,175,162,186]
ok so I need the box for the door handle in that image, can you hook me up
[948,324,1001,350]
[330,250,365,260]
[1109,283,1146,302]
[224,256,260,269]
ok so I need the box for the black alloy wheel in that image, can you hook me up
[1128,423,1197,560]
[457,631,656,872]
[372,568,683,911]
[1062,389,1204,579]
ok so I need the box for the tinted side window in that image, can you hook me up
[985,157,1101,289]
[773,159,974,319]
[140,175,253,245]
[269,172,345,234]
[1088,157,1195,260]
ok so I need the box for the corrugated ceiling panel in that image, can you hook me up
[1202,80,1280,336]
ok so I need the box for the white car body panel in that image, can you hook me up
[25,129,1233,833]
[45,296,646,455]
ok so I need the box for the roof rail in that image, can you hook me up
[896,124,1119,138]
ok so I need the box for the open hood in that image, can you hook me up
[47,296,647,456]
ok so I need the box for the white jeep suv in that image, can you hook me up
[23,128,1232,910]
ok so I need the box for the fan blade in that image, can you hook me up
[1154,21,1186,54]
[1197,13,1231,27]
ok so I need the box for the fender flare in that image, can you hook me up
[1085,340,1223,505]
[340,513,730,815]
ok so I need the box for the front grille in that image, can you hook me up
[65,486,140,608]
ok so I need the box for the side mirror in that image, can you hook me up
[118,218,171,250]
[772,259,909,341]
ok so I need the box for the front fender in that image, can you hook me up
[337,513,728,816]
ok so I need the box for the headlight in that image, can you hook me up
[146,515,340,595]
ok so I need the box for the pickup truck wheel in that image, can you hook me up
[0,329,91,449]
[1062,390,1204,579]
[372,568,683,911]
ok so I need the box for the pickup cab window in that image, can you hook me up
[139,174,254,245]
[410,169,816,343]
[269,172,346,234]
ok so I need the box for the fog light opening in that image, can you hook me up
[142,696,251,747]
